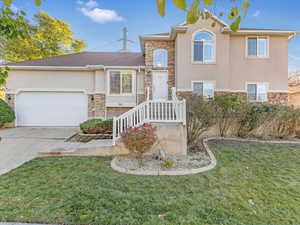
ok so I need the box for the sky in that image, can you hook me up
[10,0,300,73]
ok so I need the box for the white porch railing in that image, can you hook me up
[171,87,178,101]
[113,99,186,143]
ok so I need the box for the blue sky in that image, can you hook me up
[11,0,300,73]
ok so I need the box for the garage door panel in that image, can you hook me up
[16,92,88,127]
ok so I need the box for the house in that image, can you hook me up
[3,14,298,128]
[288,73,300,107]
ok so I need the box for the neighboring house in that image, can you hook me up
[288,73,300,107]
[2,14,298,127]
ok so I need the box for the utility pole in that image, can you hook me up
[118,27,134,52]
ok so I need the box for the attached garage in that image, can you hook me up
[16,91,88,127]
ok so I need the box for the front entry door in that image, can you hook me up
[152,71,168,100]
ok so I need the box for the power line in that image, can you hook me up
[117,27,134,52]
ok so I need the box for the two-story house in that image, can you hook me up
[3,14,298,127]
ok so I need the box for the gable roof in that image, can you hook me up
[5,52,145,69]
[140,12,299,52]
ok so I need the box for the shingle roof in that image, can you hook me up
[149,32,170,36]
[239,28,295,31]
[7,51,145,67]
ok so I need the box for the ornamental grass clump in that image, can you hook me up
[121,123,157,166]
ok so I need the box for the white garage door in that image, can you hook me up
[16,92,88,127]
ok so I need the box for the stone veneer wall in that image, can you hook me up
[144,40,175,99]
[88,93,106,118]
[106,107,132,118]
[268,92,288,105]
[137,94,146,104]
[177,91,288,105]
[5,94,15,109]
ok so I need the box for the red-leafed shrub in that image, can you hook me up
[121,123,157,165]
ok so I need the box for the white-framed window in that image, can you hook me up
[247,37,269,57]
[193,30,216,63]
[153,49,168,67]
[109,71,134,95]
[247,82,268,102]
[192,81,215,99]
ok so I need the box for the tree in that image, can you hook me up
[1,11,86,62]
[156,0,251,31]
[0,0,41,40]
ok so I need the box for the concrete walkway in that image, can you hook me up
[0,127,80,175]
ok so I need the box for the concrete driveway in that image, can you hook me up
[0,127,79,175]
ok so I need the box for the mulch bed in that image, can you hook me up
[66,132,112,143]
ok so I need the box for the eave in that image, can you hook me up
[1,65,145,71]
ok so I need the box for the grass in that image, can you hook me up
[0,140,300,225]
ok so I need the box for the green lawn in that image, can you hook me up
[0,140,300,225]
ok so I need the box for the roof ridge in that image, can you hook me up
[7,51,87,65]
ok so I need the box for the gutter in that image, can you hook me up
[222,27,300,39]
[1,65,145,71]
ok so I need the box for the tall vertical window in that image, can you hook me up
[247,37,268,57]
[153,49,168,67]
[247,83,268,102]
[109,71,134,95]
[192,81,215,99]
[193,31,215,63]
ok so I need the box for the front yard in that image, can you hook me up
[0,140,299,225]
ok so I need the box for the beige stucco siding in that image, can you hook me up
[229,36,288,91]
[176,18,231,91]
[6,70,95,93]
[95,70,105,93]
[175,18,289,92]
[6,69,145,111]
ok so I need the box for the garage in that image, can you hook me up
[16,92,88,127]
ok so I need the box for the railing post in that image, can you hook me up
[146,87,150,101]
[113,117,116,145]
[183,99,187,125]
[147,101,150,122]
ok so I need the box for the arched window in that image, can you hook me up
[153,49,168,67]
[193,31,215,63]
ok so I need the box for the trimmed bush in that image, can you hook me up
[80,119,113,134]
[121,123,157,166]
[0,99,15,127]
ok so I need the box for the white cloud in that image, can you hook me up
[252,10,261,17]
[85,0,98,8]
[80,7,124,23]
[77,1,124,24]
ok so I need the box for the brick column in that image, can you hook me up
[144,40,175,99]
